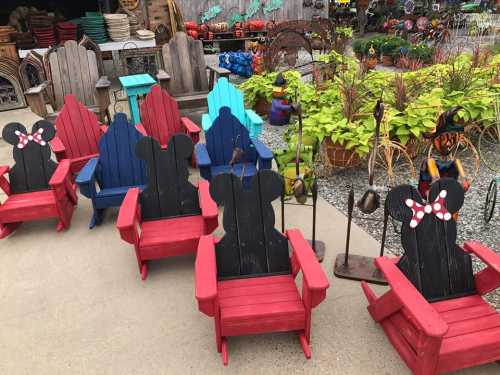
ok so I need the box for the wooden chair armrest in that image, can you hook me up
[0,166,11,196]
[116,188,141,245]
[50,137,66,158]
[95,76,111,89]
[156,70,171,81]
[195,235,218,317]
[463,241,500,274]
[207,65,231,76]
[181,116,201,135]
[195,144,212,168]
[99,124,108,134]
[75,158,99,198]
[245,109,264,126]
[375,257,448,337]
[198,180,218,219]
[49,160,78,204]
[49,159,71,187]
[251,139,274,162]
[135,123,148,136]
[287,229,329,308]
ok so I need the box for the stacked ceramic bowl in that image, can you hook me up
[56,22,77,42]
[128,15,139,36]
[81,12,107,44]
[0,26,15,43]
[136,29,155,41]
[30,13,56,48]
[104,14,130,42]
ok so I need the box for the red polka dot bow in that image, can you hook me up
[405,190,452,228]
[15,128,46,149]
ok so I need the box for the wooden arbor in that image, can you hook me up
[195,107,273,188]
[24,39,111,122]
[52,95,108,174]
[116,134,218,280]
[195,170,329,365]
[157,32,230,108]
[76,113,147,228]
[138,84,200,148]
[362,179,500,374]
[0,121,77,238]
[202,77,263,138]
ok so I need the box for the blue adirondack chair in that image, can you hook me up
[201,77,263,138]
[76,113,147,228]
[195,107,273,188]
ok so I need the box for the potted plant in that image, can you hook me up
[352,39,366,61]
[363,44,378,70]
[310,32,324,50]
[239,74,274,115]
[334,26,353,54]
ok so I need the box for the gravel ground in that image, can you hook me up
[259,121,500,309]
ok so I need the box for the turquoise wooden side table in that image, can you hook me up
[118,74,157,124]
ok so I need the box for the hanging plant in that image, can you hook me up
[244,0,261,21]
[201,5,223,24]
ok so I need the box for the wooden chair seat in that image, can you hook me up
[0,190,57,221]
[219,275,306,337]
[139,215,208,259]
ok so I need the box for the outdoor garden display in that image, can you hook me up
[116,134,218,280]
[139,85,201,148]
[76,113,147,229]
[24,39,111,123]
[0,121,77,238]
[195,170,329,365]
[195,107,273,188]
[362,179,500,375]
[202,77,263,138]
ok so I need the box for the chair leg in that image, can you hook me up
[298,332,311,359]
[221,338,228,366]
[56,220,66,232]
[0,222,21,239]
[89,209,105,229]
[140,262,148,280]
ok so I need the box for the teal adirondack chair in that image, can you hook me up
[201,77,263,138]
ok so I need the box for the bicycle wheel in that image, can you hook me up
[479,123,500,173]
[484,179,497,223]
[373,141,417,191]
[427,135,480,184]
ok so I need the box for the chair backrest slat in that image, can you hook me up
[208,78,245,124]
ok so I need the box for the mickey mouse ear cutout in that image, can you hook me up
[168,134,194,160]
[31,120,56,143]
[2,122,28,146]
[251,170,284,203]
[428,178,464,214]
[135,136,162,162]
[385,184,423,223]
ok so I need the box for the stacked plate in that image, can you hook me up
[30,13,56,48]
[11,32,36,49]
[0,26,15,43]
[128,15,139,36]
[136,29,155,40]
[81,12,107,44]
[56,22,77,42]
[104,14,130,42]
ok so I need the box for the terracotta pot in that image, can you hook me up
[364,57,378,70]
[381,55,393,66]
[253,97,271,116]
[322,138,360,168]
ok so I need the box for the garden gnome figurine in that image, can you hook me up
[269,73,293,126]
[418,106,470,200]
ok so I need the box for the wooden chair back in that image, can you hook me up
[207,78,246,124]
[54,95,101,160]
[209,170,291,280]
[161,32,209,96]
[140,85,183,147]
[205,107,256,167]
[386,178,476,302]
[135,134,200,220]
[2,121,57,194]
[97,113,147,190]
[48,40,101,109]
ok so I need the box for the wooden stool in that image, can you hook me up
[119,73,156,124]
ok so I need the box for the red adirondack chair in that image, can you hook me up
[116,134,218,280]
[52,95,107,173]
[362,179,500,375]
[138,85,201,148]
[195,171,329,365]
[0,121,77,238]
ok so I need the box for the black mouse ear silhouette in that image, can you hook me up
[2,123,27,146]
[251,170,284,203]
[429,178,464,214]
[31,120,56,143]
[135,136,162,162]
[210,173,242,206]
[168,134,194,160]
[385,184,424,223]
